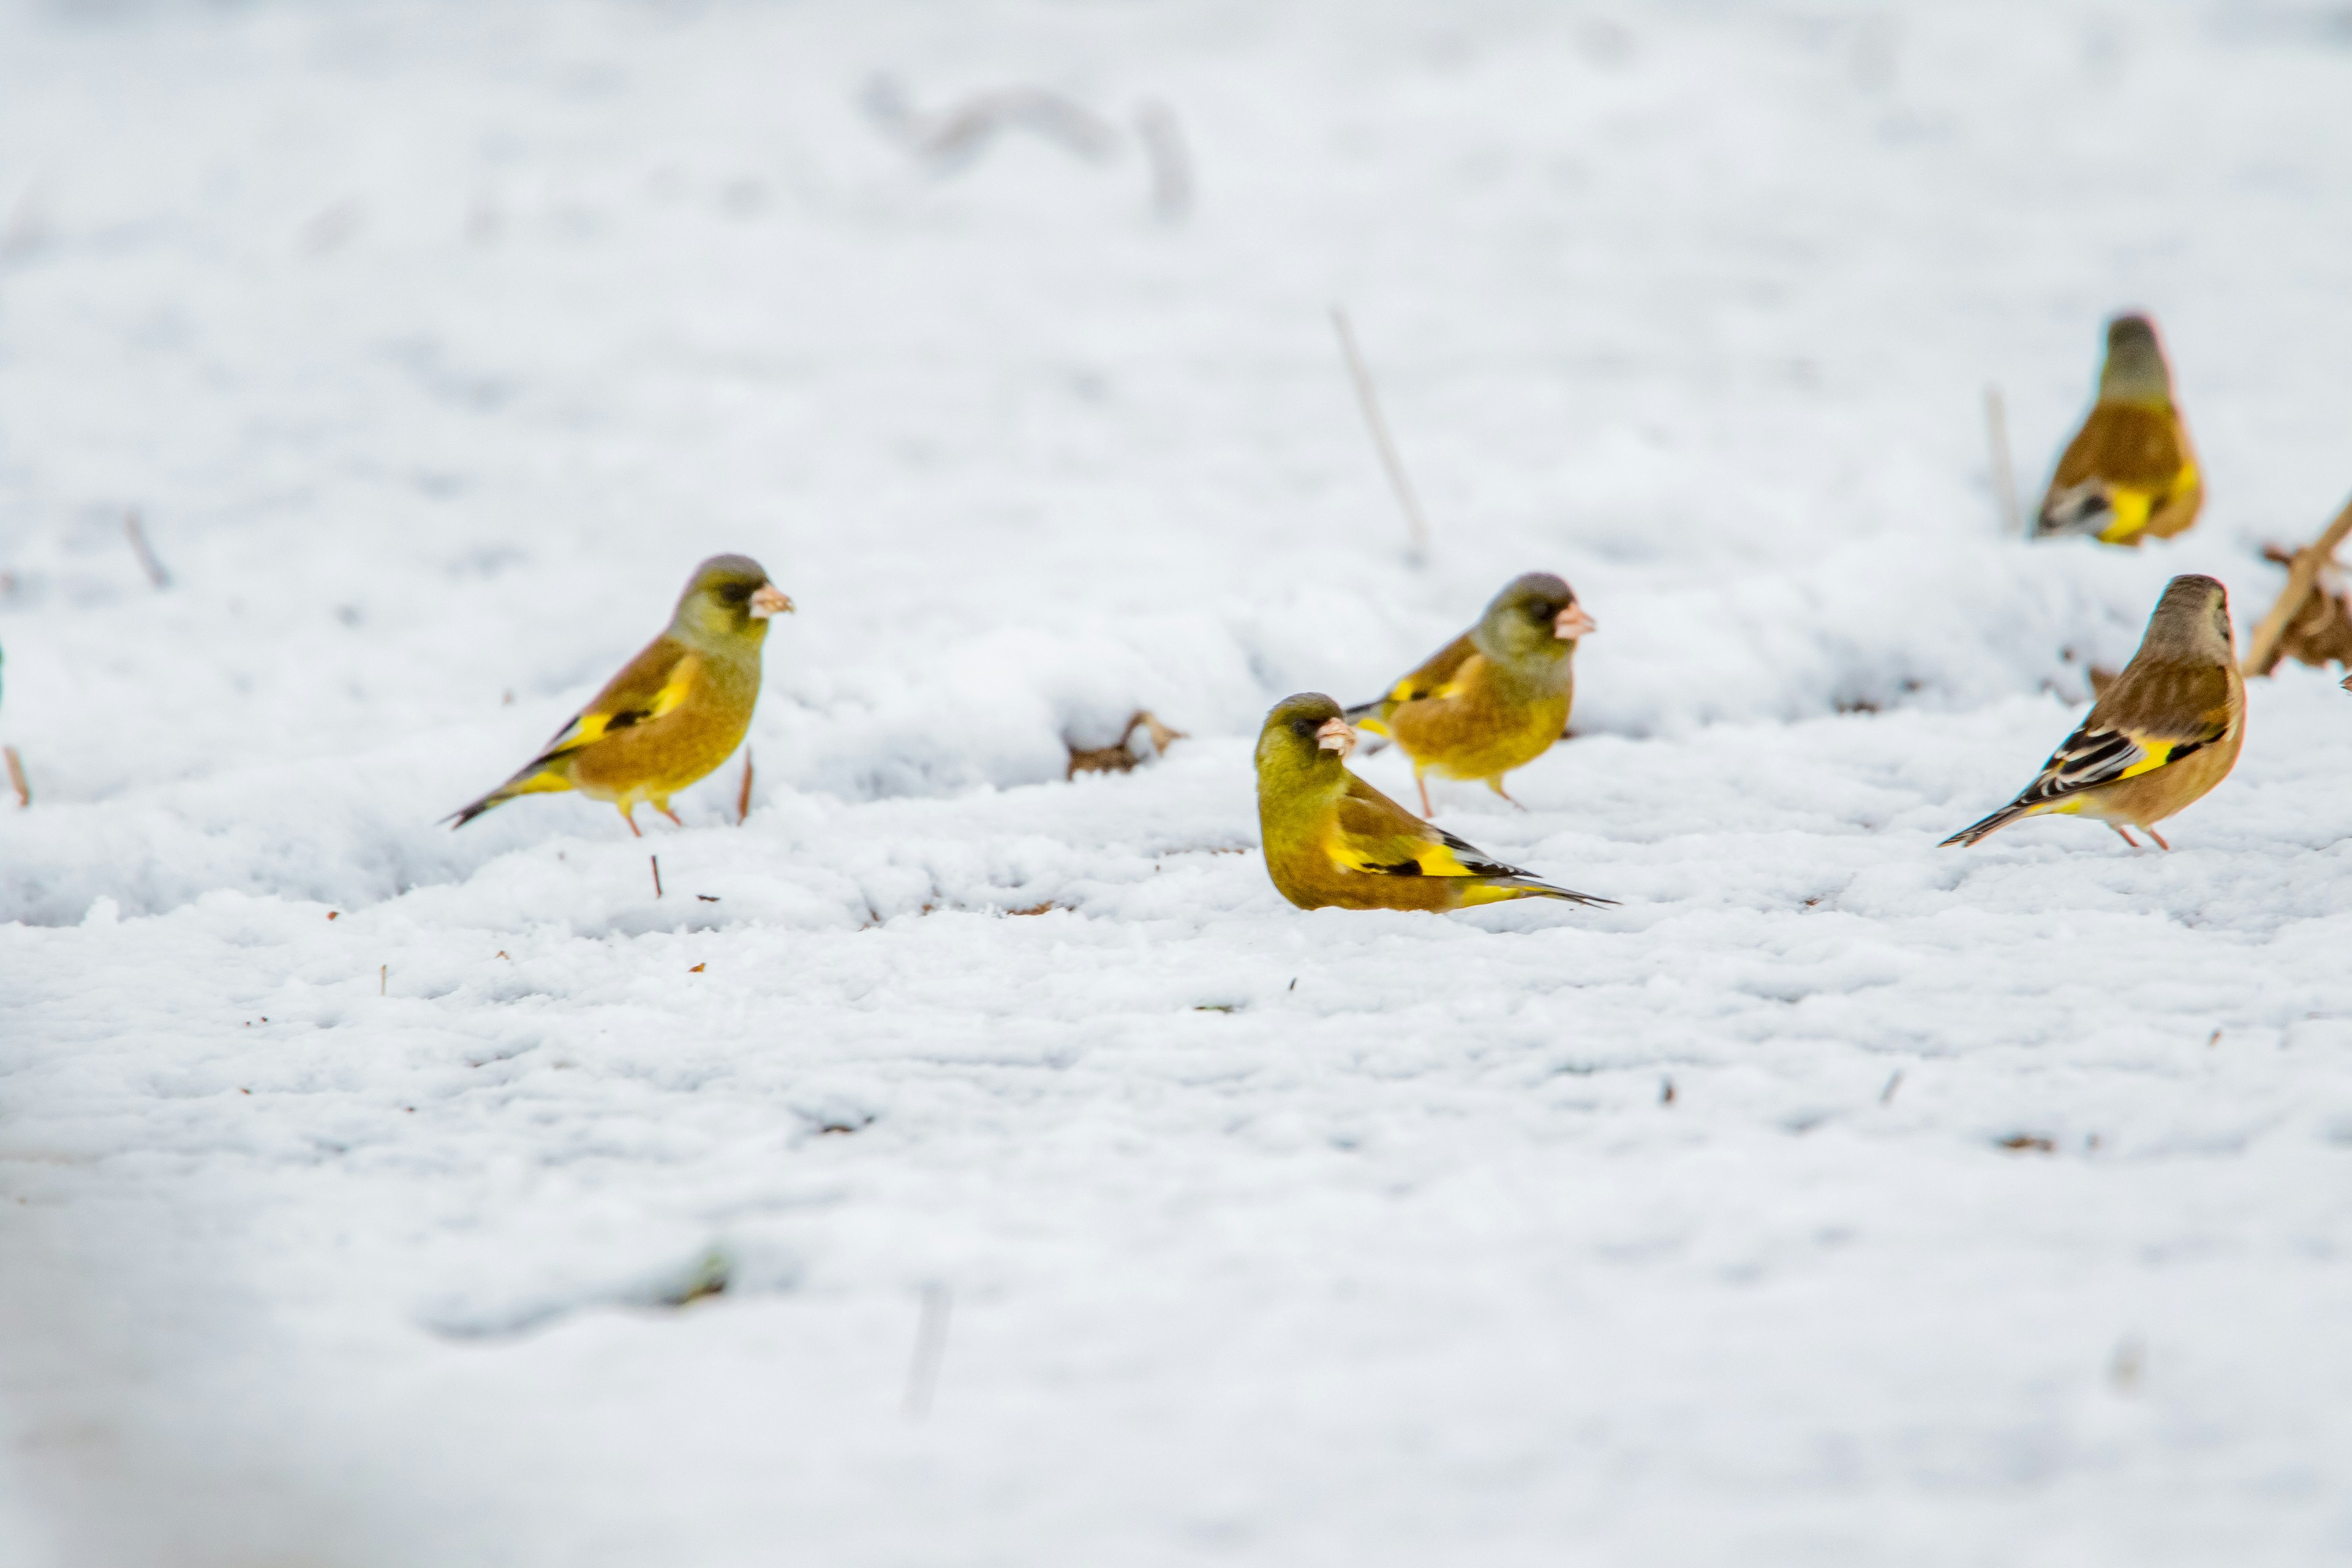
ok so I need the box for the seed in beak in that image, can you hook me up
[1555,603,1597,640]
[1315,718,1357,758]
[750,584,794,619]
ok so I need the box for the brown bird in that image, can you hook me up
[1256,693,1610,912]
[2035,312,2202,546]
[1345,572,1594,816]
[449,555,792,834]
[1942,575,2242,850]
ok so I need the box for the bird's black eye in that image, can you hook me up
[1291,718,1316,737]
[718,582,752,604]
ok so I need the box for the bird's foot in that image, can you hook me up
[1416,776,1434,820]
[2109,823,2141,849]
[1487,779,1528,813]
[2146,826,2171,851]
[622,808,643,838]
[659,805,684,827]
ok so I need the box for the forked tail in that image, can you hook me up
[1485,876,1615,910]
[1940,798,2032,848]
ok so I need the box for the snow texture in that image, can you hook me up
[5,1,2352,1563]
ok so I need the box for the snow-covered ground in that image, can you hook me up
[6,1,2352,1562]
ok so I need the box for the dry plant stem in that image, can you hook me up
[903,1284,952,1419]
[1134,100,1193,221]
[736,748,754,824]
[1983,385,2022,537]
[2244,494,2352,676]
[1331,307,1431,566]
[650,855,663,899]
[124,509,171,589]
[2,745,27,808]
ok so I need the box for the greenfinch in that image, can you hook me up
[1256,693,1610,912]
[1943,575,2242,850]
[1345,572,1594,816]
[2035,313,2201,546]
[449,554,792,835]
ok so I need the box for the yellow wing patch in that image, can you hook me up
[2095,460,2198,545]
[1331,835,1476,879]
[543,656,702,758]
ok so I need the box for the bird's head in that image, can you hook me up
[1474,572,1593,663]
[2143,573,2233,663]
[672,554,793,647]
[1257,693,1357,786]
[2098,312,2174,406]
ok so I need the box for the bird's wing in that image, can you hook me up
[2011,666,2233,808]
[1385,633,1479,705]
[535,639,702,761]
[1331,772,1530,879]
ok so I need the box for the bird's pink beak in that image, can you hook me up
[750,584,794,619]
[1555,603,1596,640]
[1315,717,1357,758]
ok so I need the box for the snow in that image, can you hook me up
[5,0,2352,1562]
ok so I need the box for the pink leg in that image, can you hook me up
[2146,826,2171,851]
[2108,823,2139,848]
[621,805,643,837]
[658,805,684,827]
[1487,777,1527,812]
[1416,774,1434,819]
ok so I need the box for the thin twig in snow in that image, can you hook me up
[903,1284,952,1419]
[1983,385,2022,538]
[1134,100,1193,221]
[1332,307,1430,567]
[650,855,664,899]
[124,510,170,589]
[736,749,754,825]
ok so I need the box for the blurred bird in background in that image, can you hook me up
[1256,693,1610,911]
[1346,572,1594,816]
[2035,312,2202,546]
[1943,574,2242,850]
[448,554,792,834]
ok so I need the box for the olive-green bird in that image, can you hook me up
[2034,312,2201,546]
[1256,693,1611,912]
[1942,575,2242,851]
[1344,572,1595,816]
[448,554,792,835]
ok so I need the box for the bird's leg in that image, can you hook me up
[1416,774,1434,819]
[658,805,684,827]
[1487,777,1528,813]
[2146,826,2171,851]
[621,805,643,838]
[2108,823,2140,849]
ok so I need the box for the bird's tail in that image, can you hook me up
[2035,480,2113,540]
[1341,698,1390,733]
[1468,876,1616,910]
[443,757,574,829]
[1940,797,2035,848]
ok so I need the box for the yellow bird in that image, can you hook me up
[1345,572,1595,816]
[1942,574,2242,851]
[2034,312,2202,546]
[448,554,792,835]
[1256,693,1611,912]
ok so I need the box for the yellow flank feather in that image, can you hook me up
[1343,573,1593,816]
[1943,575,2244,851]
[448,554,793,836]
[1256,693,1611,913]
